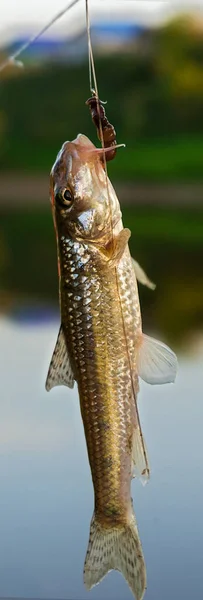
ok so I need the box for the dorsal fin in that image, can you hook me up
[46,325,75,391]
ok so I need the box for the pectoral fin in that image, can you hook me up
[132,258,155,290]
[100,228,131,267]
[137,333,178,385]
[46,325,75,391]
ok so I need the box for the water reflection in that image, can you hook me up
[0,205,203,349]
[0,318,203,600]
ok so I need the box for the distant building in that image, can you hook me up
[91,22,146,53]
[2,32,87,66]
[1,21,148,67]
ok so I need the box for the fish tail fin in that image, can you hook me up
[84,511,146,600]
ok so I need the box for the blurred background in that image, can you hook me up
[0,2,203,600]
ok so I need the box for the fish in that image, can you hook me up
[46,133,177,600]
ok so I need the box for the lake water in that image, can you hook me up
[0,317,203,600]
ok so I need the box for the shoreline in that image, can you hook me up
[0,174,203,207]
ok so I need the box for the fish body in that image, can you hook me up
[46,134,177,600]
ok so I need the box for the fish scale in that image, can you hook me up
[59,235,137,525]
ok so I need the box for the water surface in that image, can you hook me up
[0,318,202,600]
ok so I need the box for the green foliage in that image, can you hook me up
[1,15,203,179]
[108,135,203,181]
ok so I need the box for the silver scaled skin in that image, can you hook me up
[46,133,177,600]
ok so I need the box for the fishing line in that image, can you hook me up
[85,0,149,478]
[0,0,80,73]
[85,0,105,148]
[85,0,115,248]
[85,0,95,96]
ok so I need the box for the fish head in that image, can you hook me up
[50,134,122,243]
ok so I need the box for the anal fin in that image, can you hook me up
[45,325,75,391]
[131,426,150,485]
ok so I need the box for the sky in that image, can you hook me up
[1,0,203,44]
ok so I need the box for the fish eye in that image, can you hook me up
[62,189,73,205]
[55,188,74,209]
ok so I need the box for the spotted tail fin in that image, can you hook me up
[84,511,146,600]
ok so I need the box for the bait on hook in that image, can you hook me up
[86,93,118,162]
